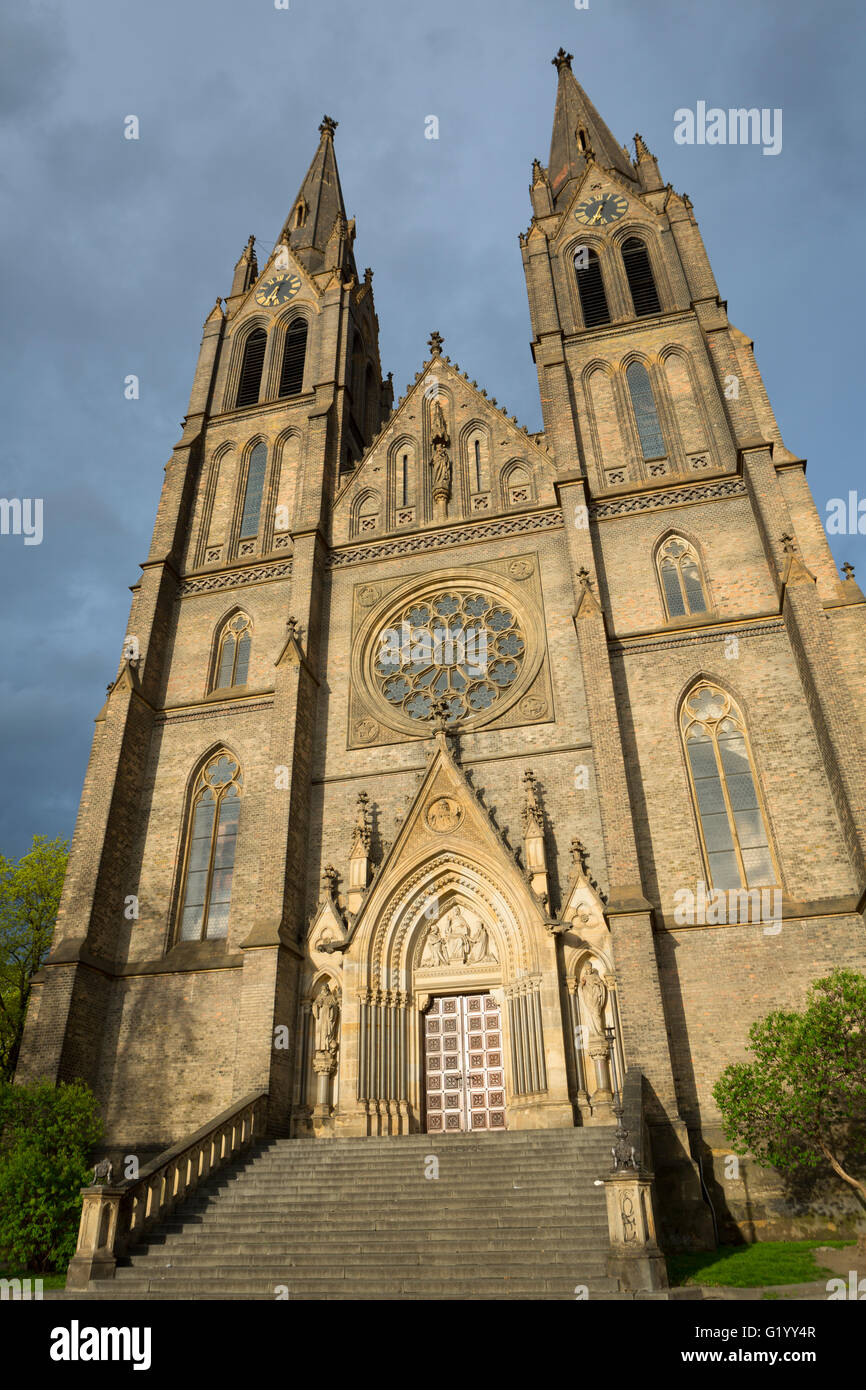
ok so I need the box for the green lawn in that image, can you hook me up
[667,1239,856,1288]
[0,1268,67,1291]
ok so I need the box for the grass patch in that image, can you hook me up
[0,1267,67,1290]
[667,1239,855,1288]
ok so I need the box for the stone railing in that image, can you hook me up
[66,1089,269,1289]
[603,1067,667,1292]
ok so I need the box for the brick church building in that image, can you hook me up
[18,50,866,1272]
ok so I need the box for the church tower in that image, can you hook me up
[18,55,865,1247]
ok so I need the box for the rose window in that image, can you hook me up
[373,591,527,724]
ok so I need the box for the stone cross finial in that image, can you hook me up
[321,864,339,897]
[842,561,855,581]
[428,330,444,358]
[577,566,593,591]
[319,115,338,138]
[780,533,797,554]
[552,47,573,73]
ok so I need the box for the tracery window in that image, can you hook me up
[657,537,709,618]
[680,683,775,891]
[374,591,526,725]
[178,752,243,942]
[213,613,251,690]
[239,443,267,538]
[626,361,666,461]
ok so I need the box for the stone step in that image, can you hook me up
[81,1129,621,1301]
[108,1274,618,1295]
[135,1230,606,1253]
[116,1252,611,1274]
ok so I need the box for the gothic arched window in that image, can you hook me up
[622,236,661,317]
[354,490,380,536]
[575,248,611,328]
[236,328,267,408]
[626,362,666,461]
[178,752,243,941]
[212,613,251,690]
[680,683,776,891]
[239,443,267,538]
[657,537,709,618]
[473,439,482,492]
[278,318,307,397]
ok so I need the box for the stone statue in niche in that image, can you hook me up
[579,962,608,1038]
[313,982,340,1054]
[430,398,451,510]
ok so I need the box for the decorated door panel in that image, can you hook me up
[424,994,506,1132]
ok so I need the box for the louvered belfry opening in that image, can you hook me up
[235,328,267,407]
[278,317,307,397]
[575,249,611,327]
[622,237,661,317]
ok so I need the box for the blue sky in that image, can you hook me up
[1,0,863,858]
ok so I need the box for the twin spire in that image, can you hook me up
[546,46,637,204]
[278,112,348,272]
[259,52,636,284]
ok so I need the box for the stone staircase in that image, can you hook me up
[65,1128,626,1300]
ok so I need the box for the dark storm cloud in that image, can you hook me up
[1,0,863,857]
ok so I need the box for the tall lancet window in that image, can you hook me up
[622,236,661,317]
[626,362,666,461]
[239,443,267,538]
[657,537,709,618]
[213,613,252,690]
[400,453,410,507]
[680,683,776,892]
[473,439,482,492]
[236,328,267,407]
[575,248,611,327]
[278,317,307,397]
[179,753,243,941]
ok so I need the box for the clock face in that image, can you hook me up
[254,270,301,307]
[574,192,628,227]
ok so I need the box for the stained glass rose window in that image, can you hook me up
[373,591,526,724]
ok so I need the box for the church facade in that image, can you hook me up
[18,51,866,1243]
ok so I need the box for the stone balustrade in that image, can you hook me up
[66,1089,269,1289]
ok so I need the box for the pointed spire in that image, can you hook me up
[547,48,635,206]
[279,115,348,274]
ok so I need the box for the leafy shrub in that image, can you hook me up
[0,1079,102,1272]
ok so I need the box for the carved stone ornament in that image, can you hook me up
[419,906,499,968]
[425,796,464,833]
[92,1158,113,1186]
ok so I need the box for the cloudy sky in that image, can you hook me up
[1,0,863,859]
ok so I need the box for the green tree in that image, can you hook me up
[0,1079,102,1271]
[713,968,866,1206]
[0,835,68,1079]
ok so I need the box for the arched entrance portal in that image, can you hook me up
[329,854,570,1136]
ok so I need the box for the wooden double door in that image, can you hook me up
[423,994,506,1132]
